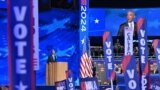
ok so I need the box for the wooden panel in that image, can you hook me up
[55,62,68,82]
[46,62,68,86]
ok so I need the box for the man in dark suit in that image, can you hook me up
[118,10,137,37]
[47,49,56,63]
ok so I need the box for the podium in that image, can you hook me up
[46,62,68,85]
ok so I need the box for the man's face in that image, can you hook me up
[127,11,135,22]
[52,50,55,55]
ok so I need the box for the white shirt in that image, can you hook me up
[52,55,55,60]
[128,21,134,33]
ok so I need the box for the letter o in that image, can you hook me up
[140,39,145,46]
[14,24,27,39]
[128,80,137,89]
[106,49,112,55]
[81,12,86,19]
[69,83,73,87]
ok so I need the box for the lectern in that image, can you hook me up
[46,62,68,85]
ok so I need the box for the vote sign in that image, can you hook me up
[7,0,35,90]
[80,78,99,90]
[122,55,140,90]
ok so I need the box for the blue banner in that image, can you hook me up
[124,27,133,56]
[122,55,140,90]
[103,32,115,80]
[80,78,99,90]
[79,0,89,52]
[66,70,75,90]
[153,39,160,76]
[137,18,150,90]
[55,80,67,90]
[89,9,106,36]
[79,0,89,54]
[7,0,35,90]
[79,0,89,78]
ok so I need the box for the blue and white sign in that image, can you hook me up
[137,18,149,90]
[103,32,115,80]
[80,78,99,90]
[79,0,90,78]
[79,0,89,54]
[55,80,67,90]
[122,55,140,90]
[124,27,133,56]
[66,70,75,90]
[33,0,39,70]
[7,0,35,90]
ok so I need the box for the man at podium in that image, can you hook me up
[47,49,56,63]
[117,10,137,37]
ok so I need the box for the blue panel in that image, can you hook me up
[0,0,6,8]
[0,9,79,85]
[89,8,160,36]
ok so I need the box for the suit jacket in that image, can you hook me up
[117,22,137,37]
[47,54,56,63]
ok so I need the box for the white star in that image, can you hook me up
[81,39,85,44]
[15,81,28,90]
[94,18,99,24]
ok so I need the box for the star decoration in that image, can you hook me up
[15,81,28,90]
[81,39,85,44]
[94,18,99,24]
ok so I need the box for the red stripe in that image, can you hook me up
[80,65,86,75]
[80,69,85,78]
[81,82,86,90]
[103,32,109,43]
[7,0,12,89]
[80,52,93,78]
[110,71,116,80]
[81,53,87,78]
[30,0,35,89]
[80,64,86,77]
[143,62,149,75]
[137,18,144,33]
[122,55,132,72]
[85,53,92,77]
[152,39,159,50]
[80,61,86,77]
[81,0,86,5]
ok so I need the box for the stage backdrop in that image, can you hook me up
[0,8,160,85]
[0,9,79,85]
[89,8,160,36]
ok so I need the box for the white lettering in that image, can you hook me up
[14,24,27,39]
[128,80,137,89]
[108,63,113,69]
[141,75,147,90]
[15,41,27,57]
[127,69,134,78]
[106,56,112,62]
[16,59,26,74]
[141,56,145,63]
[140,29,145,37]
[106,49,112,55]
[14,6,27,21]
[140,38,146,46]
[105,42,111,48]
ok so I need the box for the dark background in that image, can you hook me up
[38,0,160,10]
